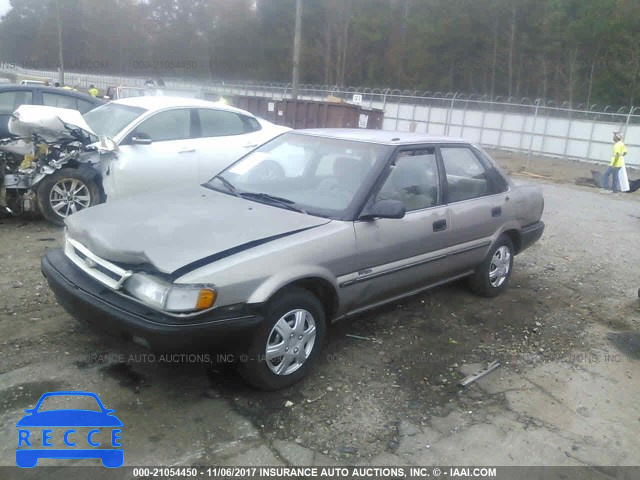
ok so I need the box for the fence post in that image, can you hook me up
[382,88,390,112]
[445,93,457,136]
[623,107,633,137]
[425,101,433,135]
[409,100,418,133]
[562,108,573,160]
[525,100,540,170]
[479,102,487,145]
[517,101,530,153]
[585,111,598,162]
[496,105,507,149]
[460,97,469,138]
[540,105,550,157]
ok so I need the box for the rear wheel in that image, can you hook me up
[238,288,326,390]
[36,168,101,225]
[469,235,514,297]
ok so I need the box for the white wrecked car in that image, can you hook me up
[0,97,288,224]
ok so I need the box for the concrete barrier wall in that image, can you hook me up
[1,67,637,165]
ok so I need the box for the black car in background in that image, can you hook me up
[0,85,104,138]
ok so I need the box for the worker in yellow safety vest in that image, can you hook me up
[601,131,627,194]
[88,85,99,97]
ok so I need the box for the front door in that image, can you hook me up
[104,108,198,200]
[350,147,452,312]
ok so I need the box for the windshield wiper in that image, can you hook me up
[211,176,240,197]
[240,192,307,214]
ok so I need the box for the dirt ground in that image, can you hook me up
[488,148,640,186]
[1,151,639,478]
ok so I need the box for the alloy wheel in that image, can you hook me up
[49,178,91,218]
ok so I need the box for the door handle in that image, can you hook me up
[433,219,447,232]
[491,206,502,217]
[178,148,196,154]
[244,144,258,148]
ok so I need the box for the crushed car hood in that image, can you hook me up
[65,187,331,275]
[8,104,96,142]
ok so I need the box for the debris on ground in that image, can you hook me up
[458,361,501,387]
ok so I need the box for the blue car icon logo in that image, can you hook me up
[16,391,123,468]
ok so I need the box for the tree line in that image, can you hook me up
[0,0,638,108]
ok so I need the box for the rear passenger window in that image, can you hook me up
[0,90,33,114]
[42,92,78,110]
[441,147,490,202]
[198,109,246,137]
[242,116,262,133]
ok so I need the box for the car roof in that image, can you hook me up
[113,95,253,115]
[0,84,102,102]
[292,128,469,145]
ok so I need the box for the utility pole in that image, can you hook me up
[291,0,302,99]
[55,0,64,86]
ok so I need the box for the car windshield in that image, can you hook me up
[208,132,391,218]
[83,102,146,138]
[36,395,101,412]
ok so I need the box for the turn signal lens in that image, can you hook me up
[196,289,216,310]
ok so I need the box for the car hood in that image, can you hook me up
[8,104,96,141]
[65,187,331,276]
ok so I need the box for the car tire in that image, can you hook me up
[469,235,514,297]
[36,168,101,226]
[238,287,326,390]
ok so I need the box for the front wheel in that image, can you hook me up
[469,235,514,297]
[238,288,326,390]
[36,168,101,225]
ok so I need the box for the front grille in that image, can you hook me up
[64,236,133,290]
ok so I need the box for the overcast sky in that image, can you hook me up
[0,0,10,17]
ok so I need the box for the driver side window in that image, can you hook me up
[133,109,191,142]
[376,149,440,212]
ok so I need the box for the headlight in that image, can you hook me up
[124,273,216,313]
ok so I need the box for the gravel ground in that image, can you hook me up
[0,151,639,476]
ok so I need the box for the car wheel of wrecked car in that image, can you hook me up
[36,168,101,225]
[238,287,326,390]
[469,234,515,297]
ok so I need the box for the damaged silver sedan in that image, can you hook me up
[42,129,545,390]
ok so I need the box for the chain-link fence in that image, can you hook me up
[2,66,638,166]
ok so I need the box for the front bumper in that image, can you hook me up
[519,220,545,253]
[41,249,263,351]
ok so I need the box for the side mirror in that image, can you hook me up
[360,199,406,220]
[131,134,152,145]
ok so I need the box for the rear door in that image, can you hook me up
[106,108,198,200]
[191,109,266,180]
[438,144,510,271]
[349,147,453,312]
